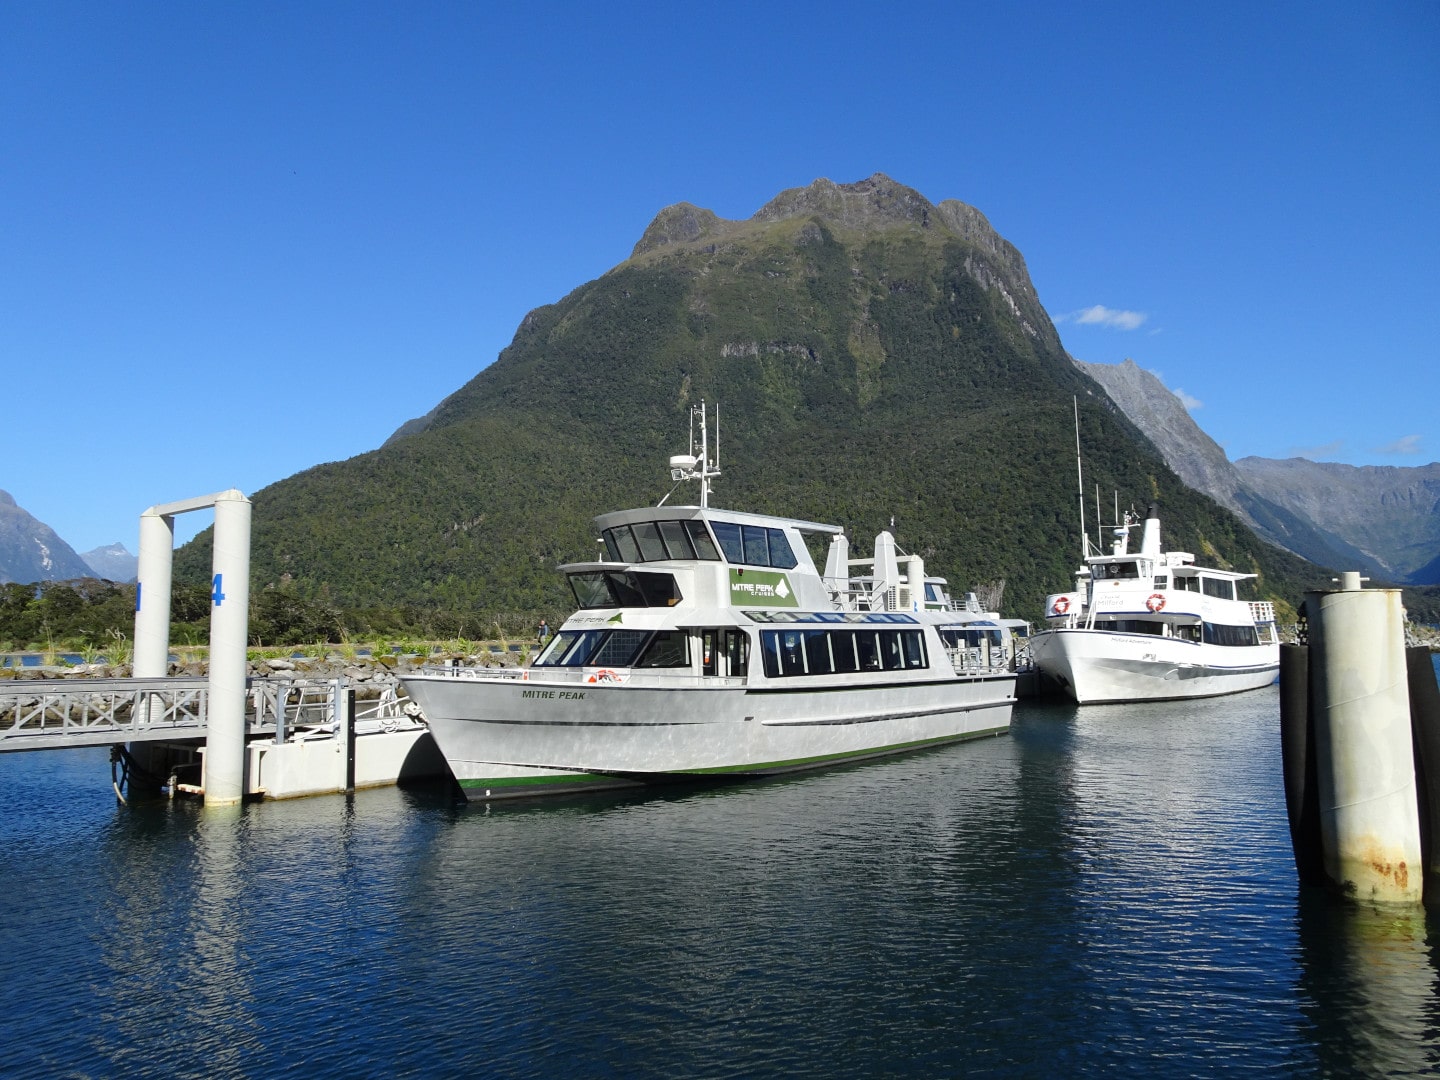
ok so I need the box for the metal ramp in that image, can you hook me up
[0,676,412,753]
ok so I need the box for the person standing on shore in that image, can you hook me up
[537,619,550,643]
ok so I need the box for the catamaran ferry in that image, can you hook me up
[400,405,1017,800]
[1028,502,1280,704]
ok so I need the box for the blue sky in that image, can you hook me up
[3,1,1436,555]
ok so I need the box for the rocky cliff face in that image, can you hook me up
[0,490,95,584]
[1073,359,1249,517]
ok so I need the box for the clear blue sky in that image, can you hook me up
[3,1,1436,555]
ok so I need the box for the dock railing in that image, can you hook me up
[0,676,417,753]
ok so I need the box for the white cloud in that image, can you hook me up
[1374,435,1422,455]
[1063,305,1148,330]
[1174,388,1203,410]
[1291,440,1345,460]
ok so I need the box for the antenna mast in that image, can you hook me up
[665,400,722,508]
[1074,397,1088,559]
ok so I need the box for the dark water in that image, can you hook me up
[5,681,1440,1078]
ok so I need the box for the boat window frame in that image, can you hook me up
[685,520,722,560]
[657,520,695,560]
[635,630,690,668]
[590,629,652,668]
[606,526,642,564]
[1201,576,1237,601]
[631,521,669,562]
[566,570,683,610]
[534,629,609,667]
[1202,621,1260,647]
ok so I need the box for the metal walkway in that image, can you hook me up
[0,676,412,753]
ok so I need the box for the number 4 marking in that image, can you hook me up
[212,573,226,608]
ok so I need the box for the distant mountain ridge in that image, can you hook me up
[81,542,139,583]
[1076,359,1440,585]
[0,489,95,584]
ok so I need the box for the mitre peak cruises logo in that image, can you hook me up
[729,568,797,607]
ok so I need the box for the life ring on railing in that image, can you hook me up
[1146,593,1166,612]
[1051,596,1070,616]
[587,668,622,684]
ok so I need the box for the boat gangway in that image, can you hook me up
[0,675,413,754]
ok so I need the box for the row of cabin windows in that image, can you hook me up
[1091,562,1241,602]
[1171,576,1239,600]
[602,520,798,569]
[533,627,751,675]
[761,628,927,678]
[1099,619,1260,646]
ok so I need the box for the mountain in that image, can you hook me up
[81,543,139,583]
[1077,358,1440,586]
[175,174,1327,627]
[0,490,96,584]
[1071,359,1250,516]
[1233,458,1440,585]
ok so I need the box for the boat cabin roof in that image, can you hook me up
[1088,553,1255,583]
[595,505,843,536]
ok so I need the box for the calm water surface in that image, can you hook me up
[4,681,1440,1078]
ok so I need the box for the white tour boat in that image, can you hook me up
[401,405,1016,800]
[1027,502,1280,704]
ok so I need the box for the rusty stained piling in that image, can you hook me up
[1298,573,1423,903]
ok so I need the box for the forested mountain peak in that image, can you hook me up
[178,176,1332,631]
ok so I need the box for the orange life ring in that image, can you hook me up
[1051,596,1071,616]
[1146,593,1166,612]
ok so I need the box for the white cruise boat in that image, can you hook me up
[1027,503,1279,704]
[400,405,1016,800]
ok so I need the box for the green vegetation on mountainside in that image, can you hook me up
[174,179,1335,626]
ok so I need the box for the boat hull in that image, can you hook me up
[1028,629,1278,705]
[401,671,1015,800]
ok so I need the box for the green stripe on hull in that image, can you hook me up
[458,772,607,790]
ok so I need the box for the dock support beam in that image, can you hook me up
[204,493,252,806]
[1308,573,1422,903]
[132,489,252,807]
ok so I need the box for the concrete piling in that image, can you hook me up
[1293,574,1423,903]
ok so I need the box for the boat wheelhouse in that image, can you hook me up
[1028,502,1279,704]
[400,404,1016,800]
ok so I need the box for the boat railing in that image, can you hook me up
[1249,601,1276,625]
[944,647,1011,676]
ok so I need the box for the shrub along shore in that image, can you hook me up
[0,639,538,682]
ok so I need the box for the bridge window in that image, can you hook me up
[1201,577,1237,601]
[709,521,800,569]
[601,520,722,563]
